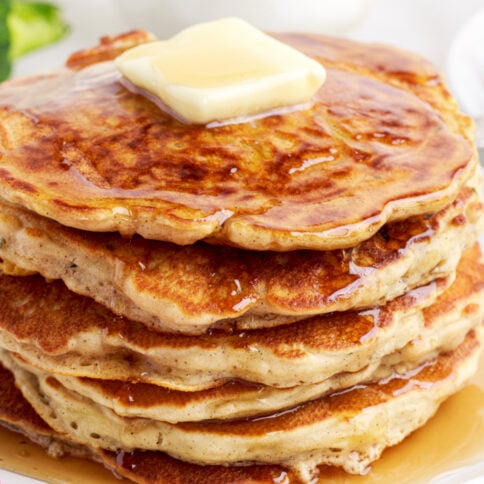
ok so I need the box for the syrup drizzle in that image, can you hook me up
[0,350,483,483]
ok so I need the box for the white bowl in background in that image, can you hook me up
[117,0,371,37]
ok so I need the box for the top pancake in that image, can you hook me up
[0,31,476,250]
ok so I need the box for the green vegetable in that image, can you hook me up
[0,0,10,80]
[0,0,68,81]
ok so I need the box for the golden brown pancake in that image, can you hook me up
[0,272,441,391]
[1,333,483,484]
[41,244,484,423]
[11,256,484,426]
[2,329,482,479]
[0,243,480,427]
[0,183,482,333]
[0,360,295,483]
[0,27,482,484]
[0,31,477,250]
[0,246,470,390]
[0,243,481,398]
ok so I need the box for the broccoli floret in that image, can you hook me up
[0,0,68,81]
[0,0,11,80]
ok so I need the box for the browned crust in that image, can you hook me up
[0,31,476,250]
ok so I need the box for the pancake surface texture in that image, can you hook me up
[0,245,481,392]
[2,329,482,479]
[35,245,484,422]
[0,182,482,333]
[0,245,481,426]
[0,31,477,250]
[0,27,483,484]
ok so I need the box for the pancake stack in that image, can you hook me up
[0,30,483,484]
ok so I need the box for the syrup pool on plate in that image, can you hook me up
[0,348,483,483]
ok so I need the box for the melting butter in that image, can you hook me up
[115,18,326,124]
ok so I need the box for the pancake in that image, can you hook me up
[0,243,478,392]
[0,181,482,334]
[2,329,482,479]
[0,243,481,397]
[1,332,483,484]
[7,244,484,424]
[0,361,311,484]
[36,244,484,423]
[0,26,483,484]
[0,31,477,251]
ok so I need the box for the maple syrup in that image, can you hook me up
[0,32,474,250]
[0,348,483,483]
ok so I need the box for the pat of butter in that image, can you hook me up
[115,18,326,124]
